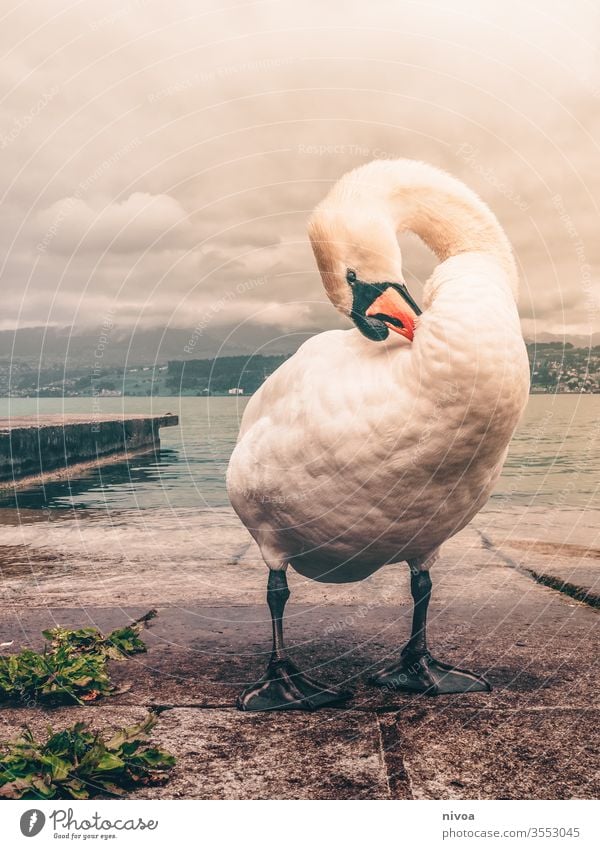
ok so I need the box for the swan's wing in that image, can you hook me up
[227,329,420,499]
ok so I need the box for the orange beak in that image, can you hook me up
[365,286,419,342]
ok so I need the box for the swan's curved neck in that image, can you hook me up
[341,160,518,298]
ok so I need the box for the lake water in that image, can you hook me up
[0,394,597,512]
[0,395,598,582]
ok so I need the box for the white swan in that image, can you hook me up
[227,159,530,711]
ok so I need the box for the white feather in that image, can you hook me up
[227,160,530,583]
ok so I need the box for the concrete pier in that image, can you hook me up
[0,413,179,484]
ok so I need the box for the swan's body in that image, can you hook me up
[229,253,528,583]
[227,159,530,710]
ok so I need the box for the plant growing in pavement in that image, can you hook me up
[0,711,175,799]
[0,610,157,706]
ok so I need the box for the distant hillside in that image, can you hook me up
[2,344,598,397]
[167,344,600,397]
[1,324,597,368]
[0,324,309,367]
[527,332,600,348]
[167,355,289,395]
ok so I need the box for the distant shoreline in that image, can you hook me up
[1,390,599,400]
[4,345,598,396]
[528,390,599,395]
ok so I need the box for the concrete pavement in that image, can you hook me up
[0,519,598,799]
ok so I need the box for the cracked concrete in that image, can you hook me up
[0,516,598,799]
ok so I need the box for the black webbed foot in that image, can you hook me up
[370,652,491,695]
[238,657,353,711]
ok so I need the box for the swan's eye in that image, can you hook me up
[346,269,357,284]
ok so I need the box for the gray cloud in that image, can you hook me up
[1,0,599,343]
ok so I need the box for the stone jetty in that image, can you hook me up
[0,413,179,485]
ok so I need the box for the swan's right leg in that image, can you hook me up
[369,552,491,694]
[237,568,353,711]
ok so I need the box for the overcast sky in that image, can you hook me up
[1,0,599,346]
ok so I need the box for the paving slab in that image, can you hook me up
[0,587,597,716]
[0,513,598,713]
[0,512,506,608]
[506,552,599,606]
[477,506,600,601]
[0,509,598,799]
[0,705,389,800]
[131,708,389,800]
[379,706,600,800]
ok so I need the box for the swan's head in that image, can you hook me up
[308,207,421,342]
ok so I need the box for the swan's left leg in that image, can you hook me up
[370,553,491,695]
[237,567,353,711]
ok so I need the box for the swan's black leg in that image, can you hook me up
[237,569,353,711]
[370,564,491,695]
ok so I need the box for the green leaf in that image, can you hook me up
[107,713,157,750]
[98,781,126,797]
[0,778,33,799]
[95,753,125,772]
[0,713,175,800]
[0,611,155,707]
[40,753,71,782]
[64,779,88,799]
[31,776,55,798]
[136,748,176,768]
